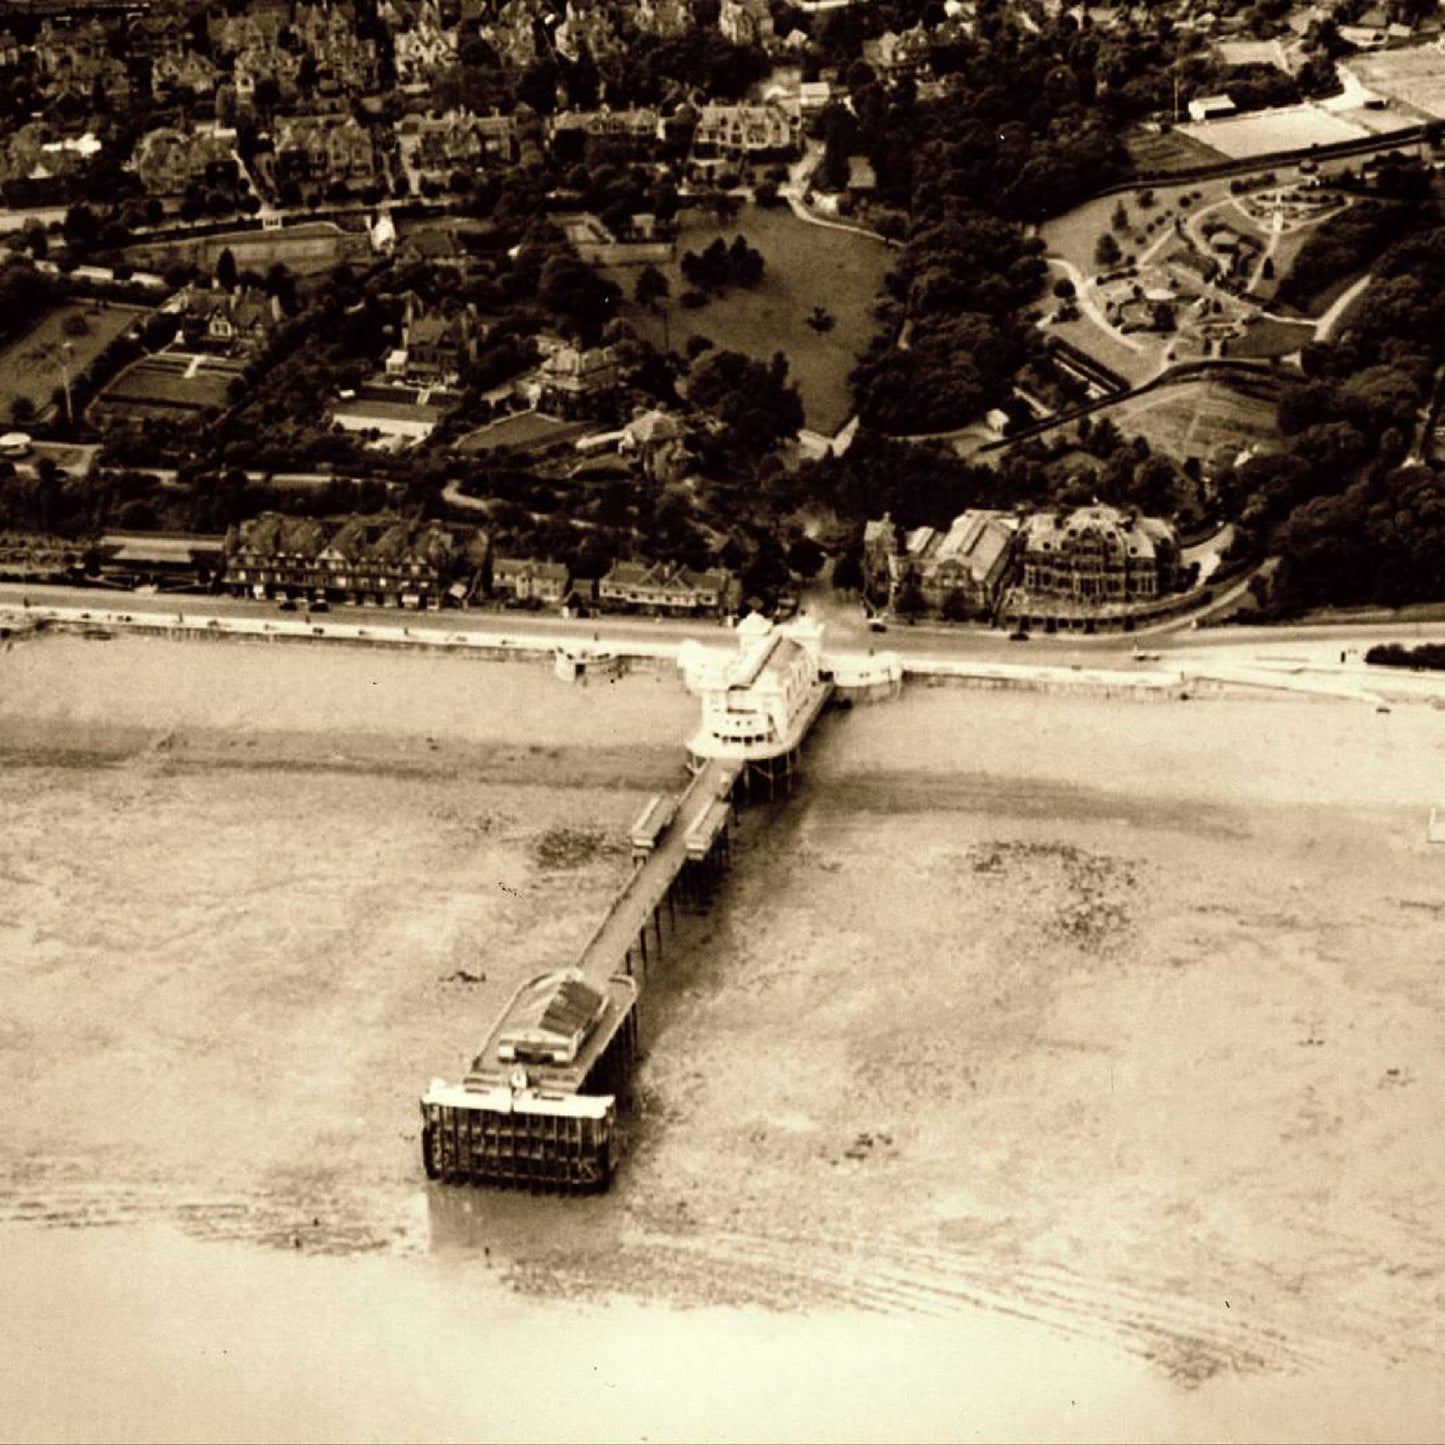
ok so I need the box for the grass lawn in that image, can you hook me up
[1041,178,1238,276]
[1223,316,1314,360]
[1005,376,1281,463]
[1125,128,1227,175]
[1252,228,1306,306]
[0,303,147,423]
[455,410,591,453]
[96,354,238,416]
[609,203,891,435]
[1100,377,1283,461]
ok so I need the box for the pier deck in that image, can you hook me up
[571,755,741,987]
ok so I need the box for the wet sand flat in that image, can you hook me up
[3,637,1445,1439]
[0,636,696,1251]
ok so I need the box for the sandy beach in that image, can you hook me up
[2,632,1444,1440]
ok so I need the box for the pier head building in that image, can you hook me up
[680,612,833,798]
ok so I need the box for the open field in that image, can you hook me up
[610,203,891,435]
[0,302,145,420]
[1125,128,1227,175]
[1178,106,1375,160]
[93,351,242,419]
[1004,376,1283,465]
[5,635,1445,1438]
[1222,315,1314,359]
[1348,48,1445,120]
[456,409,590,453]
[1089,377,1282,460]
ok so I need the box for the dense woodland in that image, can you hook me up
[1227,220,1445,611]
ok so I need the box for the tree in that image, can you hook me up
[786,535,825,578]
[831,548,864,595]
[727,233,763,287]
[807,305,835,333]
[894,569,925,617]
[62,203,100,254]
[1094,232,1121,268]
[537,253,620,345]
[634,264,670,312]
[215,247,238,292]
[741,534,792,607]
[517,59,560,116]
[688,348,803,458]
[940,587,970,621]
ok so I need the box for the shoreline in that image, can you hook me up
[7,602,1410,707]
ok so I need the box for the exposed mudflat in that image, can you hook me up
[3,636,1444,1441]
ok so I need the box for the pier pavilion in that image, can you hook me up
[680,613,834,799]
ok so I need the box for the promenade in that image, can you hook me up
[9,586,1445,710]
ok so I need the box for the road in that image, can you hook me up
[1314,270,1375,341]
[9,580,1445,676]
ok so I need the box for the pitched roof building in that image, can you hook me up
[1018,503,1177,606]
[692,102,799,159]
[866,508,1022,618]
[539,344,620,418]
[491,556,570,602]
[224,512,483,607]
[599,559,733,615]
[681,614,831,763]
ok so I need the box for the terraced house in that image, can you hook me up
[224,513,486,608]
[599,560,733,616]
[396,109,514,189]
[272,114,377,193]
[691,102,798,160]
[130,126,239,198]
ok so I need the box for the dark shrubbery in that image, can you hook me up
[1364,643,1445,670]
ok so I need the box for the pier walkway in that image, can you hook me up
[571,755,743,987]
